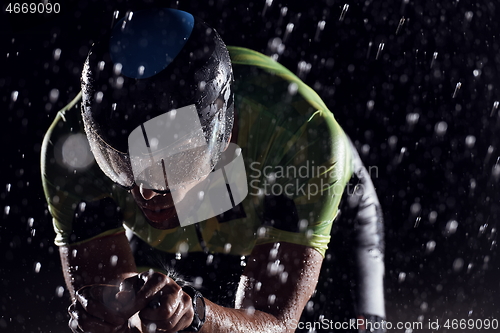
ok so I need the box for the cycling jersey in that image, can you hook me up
[41,46,353,257]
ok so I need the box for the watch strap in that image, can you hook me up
[178,285,206,332]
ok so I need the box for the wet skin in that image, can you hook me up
[130,184,179,229]
[130,128,237,230]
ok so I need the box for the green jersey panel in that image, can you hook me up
[41,47,352,257]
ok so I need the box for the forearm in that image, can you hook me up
[59,232,138,300]
[200,299,288,333]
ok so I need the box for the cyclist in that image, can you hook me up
[41,8,385,332]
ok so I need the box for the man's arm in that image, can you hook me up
[59,231,137,301]
[67,237,323,333]
[199,241,323,333]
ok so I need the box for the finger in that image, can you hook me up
[140,289,193,332]
[116,274,143,303]
[75,285,128,326]
[132,271,171,310]
[120,274,145,293]
[139,285,184,321]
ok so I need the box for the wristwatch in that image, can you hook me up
[178,285,206,332]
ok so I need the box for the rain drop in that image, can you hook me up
[138,65,145,76]
[6,183,11,192]
[297,61,311,78]
[410,202,421,215]
[398,272,406,283]
[396,17,406,34]
[465,135,476,148]
[420,302,428,311]
[406,113,420,126]
[414,216,421,228]
[434,121,448,136]
[492,164,500,181]
[95,91,104,104]
[34,262,41,273]
[288,82,298,95]
[465,11,473,22]
[110,255,118,266]
[4,206,10,216]
[453,258,464,272]
[53,48,61,61]
[366,41,373,59]
[262,0,273,16]
[430,52,438,68]
[444,220,458,236]
[11,91,19,102]
[397,147,407,164]
[146,323,157,333]
[425,240,436,254]
[388,135,398,149]
[367,100,375,112]
[283,23,294,41]
[469,179,476,196]
[49,89,59,103]
[376,42,385,60]
[339,4,349,21]
[490,101,499,117]
[56,286,64,297]
[113,63,123,75]
[452,82,462,98]
[206,254,213,265]
[314,21,326,41]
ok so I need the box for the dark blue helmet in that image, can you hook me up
[81,8,234,191]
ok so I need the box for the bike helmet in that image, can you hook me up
[81,8,234,192]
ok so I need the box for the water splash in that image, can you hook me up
[262,0,273,17]
[490,101,499,117]
[425,240,436,254]
[339,4,349,21]
[444,220,458,236]
[430,52,438,68]
[314,20,326,42]
[452,82,462,98]
[396,17,406,34]
[366,41,373,59]
[11,91,19,102]
[376,42,385,60]
[53,48,61,61]
[434,121,448,137]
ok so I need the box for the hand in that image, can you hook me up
[68,284,139,333]
[121,271,194,333]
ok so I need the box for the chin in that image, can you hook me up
[141,206,180,229]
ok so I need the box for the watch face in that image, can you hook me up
[195,296,206,321]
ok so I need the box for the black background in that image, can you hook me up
[1,0,499,332]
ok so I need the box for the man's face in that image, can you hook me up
[129,172,209,229]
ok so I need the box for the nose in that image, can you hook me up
[139,185,160,200]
